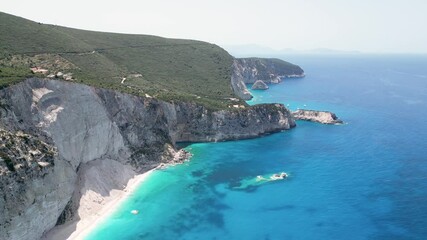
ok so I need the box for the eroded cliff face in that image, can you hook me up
[234,58,305,84]
[251,80,269,90]
[230,58,305,100]
[0,128,76,240]
[165,102,294,142]
[0,78,295,240]
[231,60,254,100]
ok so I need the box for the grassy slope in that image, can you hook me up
[0,12,237,109]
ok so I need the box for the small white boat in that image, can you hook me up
[280,172,288,178]
[131,210,139,215]
[270,172,288,180]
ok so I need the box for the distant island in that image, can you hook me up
[223,44,362,57]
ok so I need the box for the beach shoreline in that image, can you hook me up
[43,169,155,240]
[44,149,192,240]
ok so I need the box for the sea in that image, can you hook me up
[87,54,427,240]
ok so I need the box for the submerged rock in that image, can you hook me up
[292,109,343,124]
[233,172,289,190]
[251,80,269,90]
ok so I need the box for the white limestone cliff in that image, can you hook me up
[0,78,296,240]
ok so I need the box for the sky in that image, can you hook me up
[1,0,427,53]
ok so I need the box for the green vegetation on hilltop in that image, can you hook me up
[0,12,239,109]
[0,66,35,89]
[236,57,304,79]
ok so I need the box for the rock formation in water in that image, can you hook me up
[0,78,295,240]
[251,80,269,90]
[292,109,343,124]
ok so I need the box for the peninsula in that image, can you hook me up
[0,11,332,240]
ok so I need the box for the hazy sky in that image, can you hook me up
[1,0,427,53]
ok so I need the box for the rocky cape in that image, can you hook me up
[0,78,295,240]
[292,109,343,124]
[231,58,305,100]
[251,80,269,90]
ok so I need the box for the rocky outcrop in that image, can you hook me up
[0,128,75,240]
[292,109,343,124]
[0,129,55,175]
[0,78,295,240]
[164,102,295,142]
[231,58,304,99]
[231,60,253,100]
[251,80,269,90]
[234,58,305,84]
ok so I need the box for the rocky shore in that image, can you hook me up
[251,80,269,90]
[0,77,295,240]
[231,58,305,99]
[292,109,343,124]
[234,58,305,84]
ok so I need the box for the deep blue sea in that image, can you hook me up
[87,54,427,240]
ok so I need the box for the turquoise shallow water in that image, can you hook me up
[87,54,427,240]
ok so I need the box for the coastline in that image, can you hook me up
[43,169,156,240]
